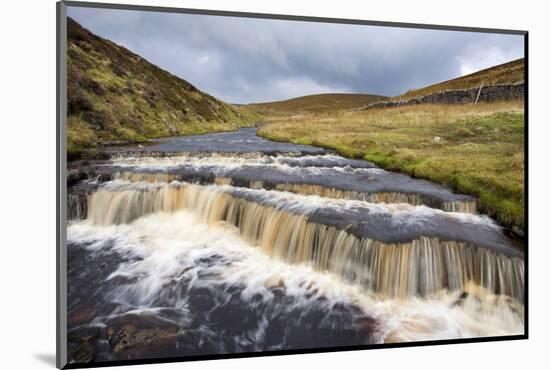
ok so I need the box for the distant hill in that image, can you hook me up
[66,18,257,159]
[246,59,524,116]
[396,58,524,100]
[247,93,388,115]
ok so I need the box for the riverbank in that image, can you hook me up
[68,115,267,160]
[256,101,525,234]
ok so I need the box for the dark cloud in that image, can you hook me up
[68,6,524,104]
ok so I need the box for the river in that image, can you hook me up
[66,128,524,364]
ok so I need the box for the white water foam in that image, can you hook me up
[108,153,382,176]
[68,210,524,342]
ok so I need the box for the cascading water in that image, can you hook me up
[84,181,523,300]
[66,128,524,364]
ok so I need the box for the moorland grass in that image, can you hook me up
[248,93,388,115]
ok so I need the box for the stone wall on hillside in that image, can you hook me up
[365,83,524,110]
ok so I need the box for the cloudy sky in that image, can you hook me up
[68,6,524,104]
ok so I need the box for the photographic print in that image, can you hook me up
[58,1,527,368]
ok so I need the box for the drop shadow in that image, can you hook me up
[34,353,57,367]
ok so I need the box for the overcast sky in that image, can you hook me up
[68,6,524,104]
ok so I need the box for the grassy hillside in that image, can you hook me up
[258,101,525,233]
[254,59,525,232]
[66,18,258,159]
[397,58,524,100]
[247,93,387,115]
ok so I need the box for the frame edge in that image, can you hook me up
[57,1,68,368]
[63,0,527,35]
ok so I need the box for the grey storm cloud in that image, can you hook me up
[68,6,524,104]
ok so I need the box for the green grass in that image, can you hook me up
[257,101,525,232]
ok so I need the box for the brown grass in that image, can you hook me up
[247,93,388,115]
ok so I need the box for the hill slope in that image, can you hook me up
[66,18,257,159]
[256,58,525,232]
[247,93,388,115]
[396,58,524,100]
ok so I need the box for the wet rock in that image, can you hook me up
[67,159,115,185]
[355,316,378,336]
[512,226,525,239]
[73,340,96,363]
[68,308,96,326]
[106,313,180,356]
[67,170,88,186]
[68,326,102,364]
[188,287,217,312]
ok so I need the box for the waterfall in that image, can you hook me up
[275,183,477,213]
[67,193,87,221]
[85,181,523,301]
[111,171,477,213]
